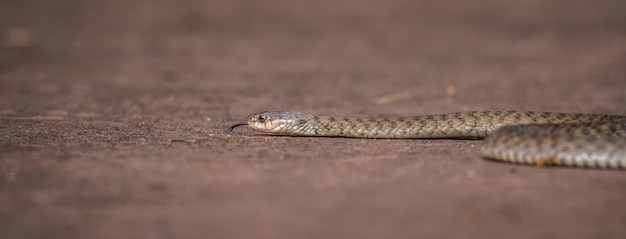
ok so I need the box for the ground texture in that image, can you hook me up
[1,0,625,238]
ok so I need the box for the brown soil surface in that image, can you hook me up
[1,1,625,238]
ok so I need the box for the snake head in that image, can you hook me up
[226,111,307,134]
[246,111,306,133]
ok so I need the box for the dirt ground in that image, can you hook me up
[1,0,625,238]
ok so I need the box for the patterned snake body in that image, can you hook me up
[227,111,626,169]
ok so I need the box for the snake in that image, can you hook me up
[226,110,626,169]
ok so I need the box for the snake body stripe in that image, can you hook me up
[226,111,626,169]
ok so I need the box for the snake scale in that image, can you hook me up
[227,110,626,169]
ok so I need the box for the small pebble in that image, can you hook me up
[466,169,476,178]
[445,85,457,96]
[6,171,16,182]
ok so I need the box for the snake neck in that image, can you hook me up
[289,111,619,139]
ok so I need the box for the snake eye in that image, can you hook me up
[258,115,267,122]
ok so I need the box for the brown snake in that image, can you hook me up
[226,110,626,169]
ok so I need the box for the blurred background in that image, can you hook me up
[2,0,625,119]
